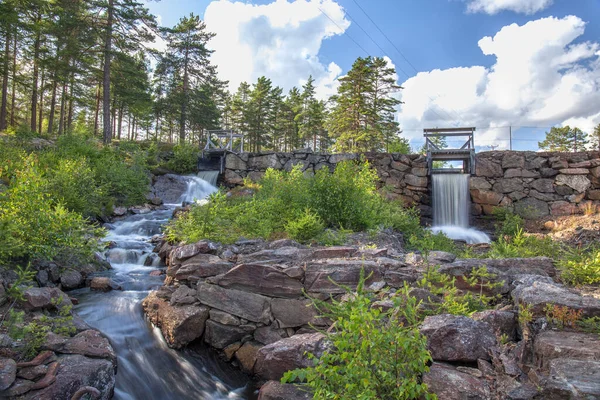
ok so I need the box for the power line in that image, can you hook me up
[317,6,370,57]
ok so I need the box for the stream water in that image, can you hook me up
[71,176,253,400]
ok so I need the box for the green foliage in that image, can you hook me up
[487,228,560,259]
[538,125,589,152]
[3,264,36,302]
[544,303,583,329]
[22,322,50,360]
[282,274,436,400]
[577,317,600,336]
[493,207,524,237]
[559,246,600,286]
[417,266,503,316]
[315,228,352,246]
[166,143,199,174]
[285,209,325,243]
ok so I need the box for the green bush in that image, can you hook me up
[493,207,524,237]
[487,228,560,259]
[166,143,198,174]
[285,209,325,243]
[560,247,600,286]
[282,274,436,399]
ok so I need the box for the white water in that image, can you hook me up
[431,173,490,244]
[197,170,219,187]
[72,176,253,399]
[177,175,219,204]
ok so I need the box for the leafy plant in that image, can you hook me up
[166,143,198,174]
[493,207,524,237]
[577,316,600,336]
[559,246,600,286]
[282,274,436,400]
[544,303,583,329]
[518,303,534,340]
[285,209,325,243]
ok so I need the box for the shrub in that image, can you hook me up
[487,228,560,259]
[166,143,198,174]
[493,207,524,237]
[285,209,325,243]
[559,247,600,285]
[282,274,436,400]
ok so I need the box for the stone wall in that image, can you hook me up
[222,150,600,219]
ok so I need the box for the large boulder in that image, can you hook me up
[472,310,517,342]
[0,358,16,391]
[20,287,72,311]
[217,264,304,298]
[142,291,209,348]
[59,270,84,291]
[514,198,549,219]
[534,330,600,371]
[512,280,600,318]
[423,362,491,400]
[475,157,503,178]
[255,333,331,381]
[258,381,312,400]
[20,354,115,400]
[169,254,232,281]
[151,174,189,204]
[419,314,497,362]
[44,330,116,367]
[541,359,600,399]
[271,298,319,328]
[196,282,272,324]
[203,320,254,349]
[304,260,383,294]
[555,174,591,193]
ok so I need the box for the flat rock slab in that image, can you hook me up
[258,381,312,400]
[304,260,383,294]
[542,359,600,399]
[55,330,116,366]
[196,282,272,324]
[20,287,72,311]
[534,330,600,371]
[512,281,600,317]
[204,320,254,349]
[255,333,330,381]
[423,362,491,400]
[142,291,209,349]
[21,354,115,400]
[217,264,304,298]
[271,298,319,329]
[0,358,16,391]
[420,314,497,362]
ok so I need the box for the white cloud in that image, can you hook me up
[204,0,349,98]
[465,0,553,15]
[397,15,600,149]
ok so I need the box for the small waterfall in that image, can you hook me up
[431,173,490,244]
[197,170,219,186]
[178,175,218,204]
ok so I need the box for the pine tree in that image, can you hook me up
[538,126,589,152]
[590,123,600,151]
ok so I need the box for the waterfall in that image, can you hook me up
[178,175,218,204]
[431,173,490,244]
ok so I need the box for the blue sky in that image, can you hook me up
[146,0,600,151]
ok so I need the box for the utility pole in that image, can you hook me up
[509,126,512,150]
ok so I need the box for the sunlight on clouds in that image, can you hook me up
[466,0,553,15]
[397,15,600,149]
[204,0,349,98]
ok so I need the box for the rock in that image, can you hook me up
[311,246,355,259]
[514,198,549,218]
[405,174,428,187]
[411,167,428,177]
[533,330,600,371]
[20,287,72,311]
[588,189,600,200]
[170,240,218,262]
[196,282,272,324]
[60,270,84,291]
[427,251,456,264]
[209,309,240,326]
[423,362,490,400]
[470,177,492,190]
[503,153,526,169]
[170,254,233,281]
[150,196,163,206]
[254,326,289,345]
[51,330,116,366]
[248,154,281,170]
[550,201,579,216]
[217,264,304,298]
[151,174,189,203]
[555,185,574,195]
[472,310,517,341]
[112,206,128,216]
[530,179,555,193]
[17,364,48,381]
[255,333,330,381]
[476,157,503,178]
[225,154,247,170]
[512,280,600,318]
[234,341,262,373]
[304,260,383,294]
[203,320,254,349]
[558,168,589,175]
[504,168,540,178]
[224,169,244,185]
[169,285,197,306]
[541,359,600,399]
[540,168,559,178]
[35,270,49,287]
[390,160,411,172]
[258,381,312,400]
[223,343,242,361]
[21,354,114,400]
[142,291,209,348]
[493,178,524,194]
[420,314,496,362]
[0,378,34,397]
[0,358,16,391]
[271,298,319,329]
[471,189,503,205]
[506,383,539,400]
[555,174,591,193]
[89,277,121,292]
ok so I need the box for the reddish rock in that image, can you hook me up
[471,189,503,205]
[304,260,383,294]
[20,288,72,311]
[258,381,312,400]
[311,247,355,259]
[217,264,304,298]
[550,201,579,216]
[423,362,490,400]
[234,341,263,373]
[534,330,600,371]
[196,282,272,324]
[541,359,600,399]
[270,298,319,328]
[89,277,121,292]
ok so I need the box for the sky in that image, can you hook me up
[144,0,600,151]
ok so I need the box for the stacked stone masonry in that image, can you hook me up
[222,150,600,219]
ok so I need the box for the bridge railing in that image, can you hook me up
[424,127,476,174]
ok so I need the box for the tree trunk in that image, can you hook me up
[102,0,114,144]
[57,83,67,135]
[10,32,17,127]
[117,104,123,140]
[67,73,74,131]
[179,41,190,143]
[31,20,41,133]
[38,69,45,134]
[132,116,137,140]
[93,83,101,136]
[47,77,58,134]
[111,96,117,138]
[0,30,10,131]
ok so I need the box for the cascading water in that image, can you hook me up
[177,174,219,205]
[197,170,219,187]
[430,173,490,244]
[72,176,253,400]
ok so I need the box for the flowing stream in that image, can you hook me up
[430,173,490,244]
[72,176,253,400]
